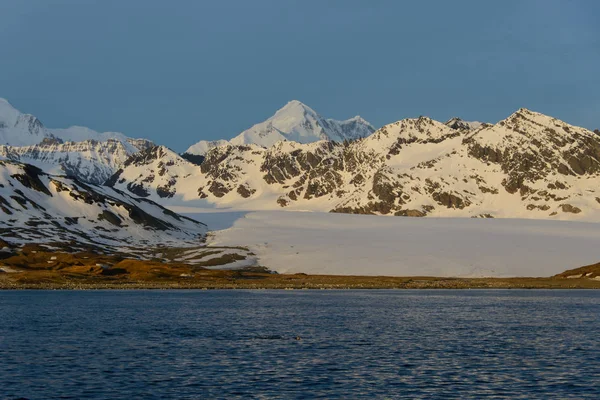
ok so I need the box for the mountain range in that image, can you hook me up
[107,107,600,221]
[0,99,154,184]
[2,96,600,231]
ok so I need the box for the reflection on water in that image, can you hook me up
[1,290,599,399]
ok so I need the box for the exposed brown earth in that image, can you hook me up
[555,262,600,280]
[1,248,599,290]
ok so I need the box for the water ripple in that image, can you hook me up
[1,290,599,399]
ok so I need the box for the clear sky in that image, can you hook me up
[1,0,598,151]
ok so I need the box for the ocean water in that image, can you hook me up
[1,290,599,399]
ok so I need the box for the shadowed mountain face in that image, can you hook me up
[0,159,206,253]
[108,109,600,221]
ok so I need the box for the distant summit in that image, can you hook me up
[0,98,143,146]
[185,100,375,155]
[0,98,154,183]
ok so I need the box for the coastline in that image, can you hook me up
[2,248,599,290]
[2,272,600,290]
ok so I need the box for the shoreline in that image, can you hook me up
[2,247,599,291]
[2,274,600,290]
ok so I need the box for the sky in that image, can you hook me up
[1,0,599,151]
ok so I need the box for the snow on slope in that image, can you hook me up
[186,100,375,155]
[106,145,204,202]
[0,139,140,184]
[49,126,129,143]
[0,98,151,146]
[0,160,207,253]
[196,210,600,277]
[184,139,229,158]
[112,108,600,222]
[0,98,154,183]
[0,98,49,146]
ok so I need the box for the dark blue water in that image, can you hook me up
[1,290,599,399]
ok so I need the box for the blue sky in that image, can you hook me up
[1,0,598,151]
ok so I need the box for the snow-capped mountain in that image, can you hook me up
[0,98,154,183]
[0,159,206,253]
[109,108,600,221]
[0,98,49,146]
[0,138,154,185]
[0,98,149,146]
[185,100,375,156]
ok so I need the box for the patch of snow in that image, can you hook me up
[194,210,600,278]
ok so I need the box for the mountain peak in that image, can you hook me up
[284,99,307,108]
[186,101,375,155]
[273,100,318,120]
[0,98,22,127]
[0,98,13,107]
[347,115,370,124]
[501,108,555,127]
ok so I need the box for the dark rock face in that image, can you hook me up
[124,204,173,230]
[431,192,470,209]
[277,197,288,207]
[0,194,13,215]
[126,182,150,198]
[394,209,426,217]
[156,184,175,198]
[208,181,229,198]
[104,169,123,187]
[10,164,52,196]
[181,152,205,165]
[98,210,122,226]
[201,146,238,176]
[466,143,503,163]
[237,184,255,198]
[560,204,582,214]
[123,146,169,168]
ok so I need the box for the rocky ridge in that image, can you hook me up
[109,108,600,221]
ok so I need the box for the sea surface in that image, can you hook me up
[1,290,599,399]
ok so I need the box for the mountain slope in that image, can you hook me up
[0,98,151,146]
[185,100,375,155]
[0,160,207,253]
[110,109,600,221]
[106,145,202,201]
[0,98,50,146]
[0,139,142,184]
[0,98,154,183]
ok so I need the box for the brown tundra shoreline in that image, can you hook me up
[2,272,600,290]
[1,248,599,290]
